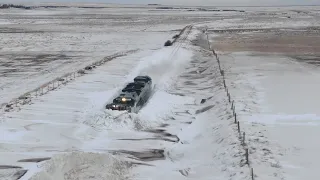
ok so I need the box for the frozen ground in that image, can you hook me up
[210,52,320,180]
[1,4,320,180]
[201,5,320,180]
[0,6,219,106]
[0,24,249,180]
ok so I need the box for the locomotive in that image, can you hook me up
[105,76,152,113]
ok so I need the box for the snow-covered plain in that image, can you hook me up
[0,23,248,180]
[1,6,211,106]
[201,5,320,180]
[212,52,320,180]
[1,4,320,180]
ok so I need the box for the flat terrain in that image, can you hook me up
[208,8,320,66]
[0,7,216,106]
[203,6,320,180]
[0,4,320,180]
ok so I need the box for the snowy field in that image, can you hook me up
[0,4,320,180]
[202,5,320,180]
[0,6,215,107]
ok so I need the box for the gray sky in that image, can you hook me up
[3,0,320,6]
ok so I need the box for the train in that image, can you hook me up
[105,75,152,113]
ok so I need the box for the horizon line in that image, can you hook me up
[2,2,320,7]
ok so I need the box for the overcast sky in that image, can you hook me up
[3,0,320,6]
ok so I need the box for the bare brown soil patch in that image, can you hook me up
[211,27,320,65]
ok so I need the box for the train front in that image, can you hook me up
[106,96,134,112]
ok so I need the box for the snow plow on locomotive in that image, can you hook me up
[105,76,153,113]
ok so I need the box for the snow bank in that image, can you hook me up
[163,109,249,180]
[246,114,320,126]
[132,30,250,180]
[187,28,203,42]
[27,152,130,180]
[167,42,249,179]
[140,90,195,122]
[216,50,320,179]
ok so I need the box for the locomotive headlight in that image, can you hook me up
[121,98,126,102]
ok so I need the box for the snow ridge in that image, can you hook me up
[28,152,131,180]
[204,28,284,179]
[131,27,251,180]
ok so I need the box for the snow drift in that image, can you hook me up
[131,31,250,180]
[27,152,131,180]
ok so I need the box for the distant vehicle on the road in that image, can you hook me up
[105,76,152,113]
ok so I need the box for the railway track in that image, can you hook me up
[168,25,193,62]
